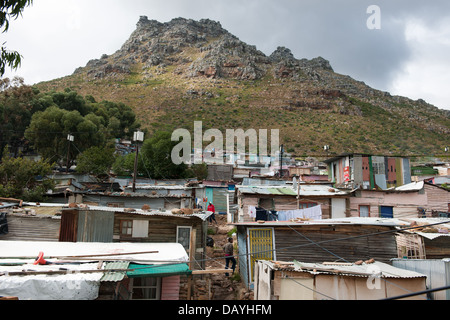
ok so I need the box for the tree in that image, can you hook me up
[24,106,105,168]
[140,131,189,179]
[112,131,189,179]
[76,145,116,181]
[0,150,55,201]
[111,152,137,177]
[0,77,42,157]
[0,0,33,76]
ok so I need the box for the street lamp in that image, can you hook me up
[324,145,330,157]
[132,130,144,193]
[66,134,74,173]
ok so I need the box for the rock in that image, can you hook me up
[269,46,296,63]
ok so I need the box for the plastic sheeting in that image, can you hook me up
[0,241,189,300]
[0,241,189,265]
[0,263,102,300]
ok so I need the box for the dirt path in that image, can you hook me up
[201,214,253,300]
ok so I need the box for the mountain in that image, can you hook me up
[36,16,450,158]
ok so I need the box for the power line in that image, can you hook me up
[382,285,450,300]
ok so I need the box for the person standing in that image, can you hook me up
[224,237,236,277]
[207,202,217,225]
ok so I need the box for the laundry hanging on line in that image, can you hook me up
[277,205,322,221]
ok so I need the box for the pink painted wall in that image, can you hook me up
[349,190,428,218]
[161,276,180,300]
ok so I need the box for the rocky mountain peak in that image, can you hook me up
[74,17,336,81]
[270,46,296,62]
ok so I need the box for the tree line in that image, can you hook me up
[0,78,206,201]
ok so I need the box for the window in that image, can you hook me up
[120,220,149,238]
[299,202,318,209]
[130,277,161,300]
[380,206,394,218]
[177,226,192,254]
[359,205,370,217]
[121,220,133,235]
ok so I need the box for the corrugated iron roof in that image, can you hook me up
[293,261,427,279]
[261,260,426,279]
[236,185,350,197]
[67,205,212,221]
[100,261,130,282]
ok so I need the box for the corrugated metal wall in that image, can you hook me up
[1,215,60,242]
[237,226,250,287]
[392,259,450,300]
[160,276,181,300]
[59,210,78,242]
[77,210,114,242]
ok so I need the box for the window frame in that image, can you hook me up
[176,226,193,255]
[129,277,161,300]
[120,220,133,236]
[298,202,318,209]
[359,205,370,218]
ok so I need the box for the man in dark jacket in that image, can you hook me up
[224,237,236,276]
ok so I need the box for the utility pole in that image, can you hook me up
[66,134,74,173]
[132,130,144,193]
[279,144,284,178]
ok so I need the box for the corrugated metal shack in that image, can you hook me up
[349,181,450,218]
[398,218,450,259]
[0,204,63,242]
[59,205,211,271]
[232,218,404,288]
[254,260,427,300]
[235,184,352,222]
[196,180,236,215]
[324,153,412,190]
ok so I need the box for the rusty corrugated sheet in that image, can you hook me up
[1,215,60,242]
[59,210,78,242]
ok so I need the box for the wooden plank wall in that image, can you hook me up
[425,184,450,212]
[424,237,450,259]
[113,213,206,270]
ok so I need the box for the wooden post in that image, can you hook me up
[187,228,197,300]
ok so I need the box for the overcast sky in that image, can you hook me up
[2,0,450,110]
